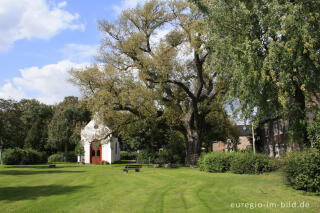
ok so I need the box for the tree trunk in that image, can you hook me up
[293,87,308,147]
[184,128,201,166]
[182,109,204,166]
[252,124,256,155]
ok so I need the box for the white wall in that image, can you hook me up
[79,117,120,164]
[84,141,90,164]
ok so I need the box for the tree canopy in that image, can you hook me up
[0,99,53,150]
[46,96,90,160]
[70,0,230,165]
[193,0,320,146]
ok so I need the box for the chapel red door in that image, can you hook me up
[90,144,102,164]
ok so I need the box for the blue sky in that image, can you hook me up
[0,0,147,104]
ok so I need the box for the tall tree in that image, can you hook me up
[0,99,25,149]
[20,99,53,151]
[47,97,90,160]
[193,0,320,146]
[70,0,226,165]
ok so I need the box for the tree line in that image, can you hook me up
[0,95,237,162]
[0,96,90,160]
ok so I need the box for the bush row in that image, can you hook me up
[198,151,279,174]
[284,149,320,193]
[136,149,184,164]
[48,152,77,163]
[2,148,47,165]
[120,151,138,160]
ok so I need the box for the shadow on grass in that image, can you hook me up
[0,185,88,201]
[4,165,80,169]
[0,170,85,176]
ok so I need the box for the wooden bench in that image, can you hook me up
[123,165,142,173]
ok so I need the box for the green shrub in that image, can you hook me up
[120,151,138,160]
[136,150,155,164]
[75,143,85,156]
[2,148,23,165]
[284,149,320,193]
[48,153,63,162]
[21,148,47,164]
[2,148,47,165]
[48,152,76,163]
[198,152,233,173]
[230,152,278,174]
[155,150,171,164]
[198,151,278,174]
[307,113,320,151]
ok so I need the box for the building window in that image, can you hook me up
[97,150,100,156]
[91,150,95,156]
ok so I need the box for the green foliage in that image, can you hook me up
[48,152,77,163]
[202,105,239,152]
[284,149,320,193]
[136,150,155,164]
[195,0,320,145]
[47,97,90,159]
[2,148,47,165]
[155,150,171,164]
[198,152,233,173]
[230,152,278,174]
[0,99,29,149]
[74,143,85,156]
[120,151,138,160]
[20,99,53,151]
[119,118,171,151]
[21,148,47,165]
[163,131,186,164]
[2,148,23,165]
[199,151,278,174]
[307,113,320,151]
[0,99,53,151]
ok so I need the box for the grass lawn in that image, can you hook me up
[0,163,319,213]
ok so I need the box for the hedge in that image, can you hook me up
[2,148,47,165]
[48,152,77,163]
[230,152,278,174]
[284,149,320,193]
[120,151,138,160]
[198,151,278,174]
[198,152,233,172]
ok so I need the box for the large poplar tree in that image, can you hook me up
[70,0,226,165]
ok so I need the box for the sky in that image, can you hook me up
[0,0,148,105]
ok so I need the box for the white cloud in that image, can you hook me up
[0,0,84,51]
[0,81,25,100]
[0,60,89,105]
[113,0,148,14]
[57,1,67,8]
[59,43,98,63]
